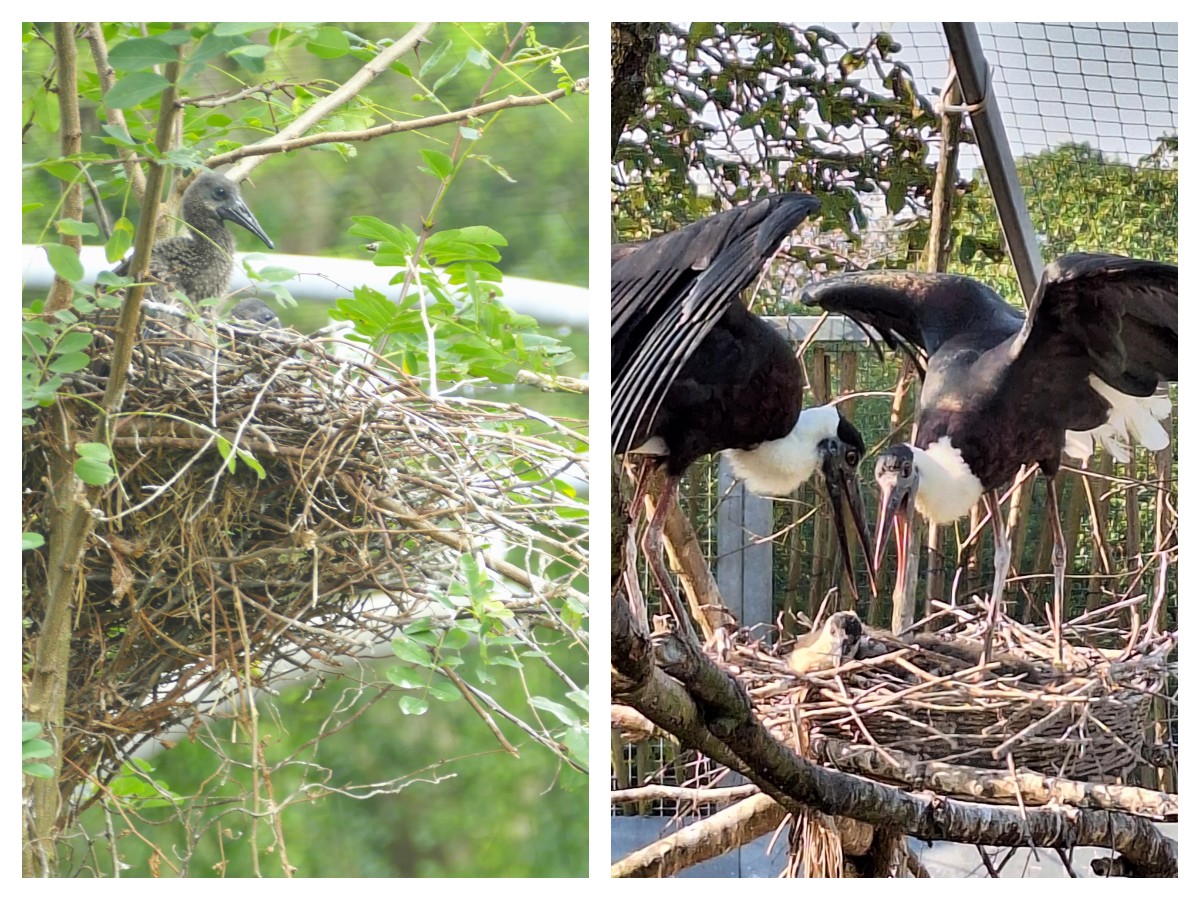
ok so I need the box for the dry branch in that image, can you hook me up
[611,792,783,878]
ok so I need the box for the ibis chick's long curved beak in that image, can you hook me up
[818,438,877,599]
[220,195,275,249]
[873,448,919,596]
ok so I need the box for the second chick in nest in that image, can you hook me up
[787,611,863,676]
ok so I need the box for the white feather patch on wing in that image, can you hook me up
[1063,377,1173,463]
[628,436,669,457]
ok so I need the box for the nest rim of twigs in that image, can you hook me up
[23,312,589,789]
[726,602,1174,783]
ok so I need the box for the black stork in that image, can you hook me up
[612,193,877,632]
[801,253,1177,660]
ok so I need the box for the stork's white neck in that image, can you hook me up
[724,404,841,496]
[911,437,984,524]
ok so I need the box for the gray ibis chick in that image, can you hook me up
[229,298,282,330]
[119,170,274,302]
[787,611,863,675]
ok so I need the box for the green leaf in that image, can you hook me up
[75,457,116,486]
[255,266,297,282]
[215,435,235,472]
[419,149,454,181]
[391,636,434,667]
[214,22,271,36]
[44,244,84,282]
[441,627,470,649]
[22,738,54,760]
[105,217,135,263]
[236,449,266,479]
[230,44,272,60]
[529,696,579,726]
[418,40,451,79]
[23,763,54,779]
[427,682,460,703]
[77,442,112,462]
[398,696,429,716]
[307,26,350,59]
[562,725,588,764]
[56,218,99,237]
[404,625,441,646]
[23,533,45,551]
[107,37,177,70]
[349,216,415,250]
[40,160,79,183]
[56,331,93,354]
[22,722,42,741]
[104,72,170,109]
[47,352,89,374]
[385,667,424,690]
[432,57,466,92]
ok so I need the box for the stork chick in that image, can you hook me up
[787,611,863,676]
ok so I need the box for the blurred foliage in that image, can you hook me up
[67,644,586,877]
[612,22,938,260]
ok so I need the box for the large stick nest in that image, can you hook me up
[728,604,1174,783]
[23,310,588,788]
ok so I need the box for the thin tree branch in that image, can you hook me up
[211,80,587,171]
[224,22,436,181]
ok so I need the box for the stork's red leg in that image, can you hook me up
[1045,476,1067,667]
[980,490,1011,665]
[641,474,698,642]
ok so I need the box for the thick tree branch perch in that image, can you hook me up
[612,592,1178,876]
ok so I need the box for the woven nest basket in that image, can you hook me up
[23,309,587,789]
[730,606,1174,783]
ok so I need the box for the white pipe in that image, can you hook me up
[20,245,590,330]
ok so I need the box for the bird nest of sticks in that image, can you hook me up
[727,604,1174,783]
[22,309,587,788]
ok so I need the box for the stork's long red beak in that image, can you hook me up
[874,463,918,597]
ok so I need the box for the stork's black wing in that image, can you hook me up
[799,269,1025,363]
[611,193,820,453]
[1011,253,1177,396]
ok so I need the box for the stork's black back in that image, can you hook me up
[612,193,820,461]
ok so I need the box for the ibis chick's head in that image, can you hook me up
[185,172,274,249]
[229,298,282,330]
[787,611,864,675]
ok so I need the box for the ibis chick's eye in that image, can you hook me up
[902,462,911,477]
[846,450,859,467]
